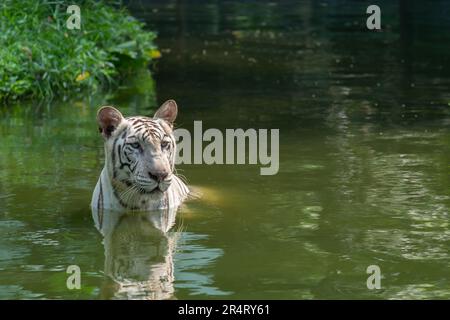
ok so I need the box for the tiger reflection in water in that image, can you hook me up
[92,207,180,299]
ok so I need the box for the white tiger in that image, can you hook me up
[91,100,189,212]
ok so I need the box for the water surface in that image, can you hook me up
[1,0,450,299]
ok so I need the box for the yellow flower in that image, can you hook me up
[232,30,243,39]
[147,49,161,59]
[75,71,90,82]
[73,101,86,108]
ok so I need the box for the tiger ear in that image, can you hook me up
[154,100,178,124]
[97,106,124,139]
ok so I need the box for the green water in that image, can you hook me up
[1,0,450,299]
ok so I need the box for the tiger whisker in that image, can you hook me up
[119,184,139,208]
[173,167,189,185]
[176,173,189,185]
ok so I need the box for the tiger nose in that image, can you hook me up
[148,171,168,182]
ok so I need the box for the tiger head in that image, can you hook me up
[97,100,178,196]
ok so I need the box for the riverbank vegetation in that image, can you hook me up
[0,0,159,102]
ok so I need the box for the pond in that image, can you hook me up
[1,0,450,299]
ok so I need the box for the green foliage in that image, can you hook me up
[0,0,158,102]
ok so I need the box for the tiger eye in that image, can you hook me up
[131,142,141,149]
[161,141,169,149]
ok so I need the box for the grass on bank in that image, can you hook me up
[0,0,159,102]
